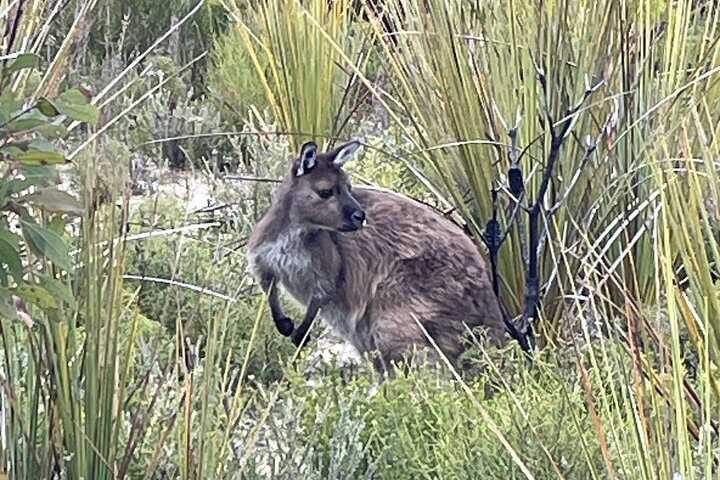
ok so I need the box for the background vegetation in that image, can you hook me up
[1,0,719,478]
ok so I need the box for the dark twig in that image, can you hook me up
[485,187,503,298]
[488,58,604,352]
[1,0,26,91]
[517,66,605,347]
[484,108,534,350]
[485,186,528,350]
[507,107,529,269]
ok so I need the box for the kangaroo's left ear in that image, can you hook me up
[295,141,318,177]
[330,140,362,167]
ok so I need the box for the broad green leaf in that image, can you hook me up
[2,53,40,76]
[19,187,83,216]
[0,236,24,281]
[34,273,76,308]
[0,178,37,199]
[36,97,60,117]
[1,110,48,133]
[0,90,22,121]
[4,138,66,164]
[29,138,61,152]
[0,287,18,321]
[0,228,21,248]
[11,282,58,311]
[0,145,24,158]
[15,150,66,165]
[21,220,72,271]
[34,123,68,139]
[47,215,69,237]
[19,163,59,184]
[5,118,47,132]
[0,177,17,202]
[52,88,99,124]
[0,178,35,199]
[0,165,58,199]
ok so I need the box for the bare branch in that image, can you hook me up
[224,175,282,183]
[516,69,604,348]
[548,136,597,215]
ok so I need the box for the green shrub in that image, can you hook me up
[242,344,622,480]
[348,122,433,202]
[91,53,241,172]
[209,25,273,116]
[124,195,297,384]
[57,0,230,92]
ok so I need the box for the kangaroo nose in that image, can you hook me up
[353,209,366,225]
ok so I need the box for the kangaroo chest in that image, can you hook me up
[251,228,377,355]
[254,228,338,306]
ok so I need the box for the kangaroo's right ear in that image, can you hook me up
[294,141,318,177]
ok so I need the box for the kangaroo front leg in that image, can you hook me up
[261,275,294,337]
[291,298,321,349]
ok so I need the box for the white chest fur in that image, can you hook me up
[249,228,368,354]
[249,228,334,306]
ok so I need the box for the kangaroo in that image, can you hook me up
[247,140,507,374]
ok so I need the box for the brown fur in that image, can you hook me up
[247,141,507,374]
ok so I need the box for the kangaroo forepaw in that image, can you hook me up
[276,316,295,337]
[291,329,311,349]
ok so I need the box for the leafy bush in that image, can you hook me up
[124,194,297,384]
[209,25,274,116]
[238,344,632,479]
[85,53,241,173]
[0,52,99,319]
[58,0,230,92]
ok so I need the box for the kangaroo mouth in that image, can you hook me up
[338,215,367,233]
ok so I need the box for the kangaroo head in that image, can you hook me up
[288,140,366,232]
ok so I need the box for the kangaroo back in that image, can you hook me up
[332,186,507,368]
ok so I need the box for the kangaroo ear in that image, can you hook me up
[295,141,318,177]
[331,140,362,167]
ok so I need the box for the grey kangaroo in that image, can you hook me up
[247,140,507,374]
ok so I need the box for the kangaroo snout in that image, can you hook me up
[342,205,367,231]
[353,209,366,225]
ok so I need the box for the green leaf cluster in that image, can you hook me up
[0,52,100,320]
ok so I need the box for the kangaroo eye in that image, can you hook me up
[318,189,334,199]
